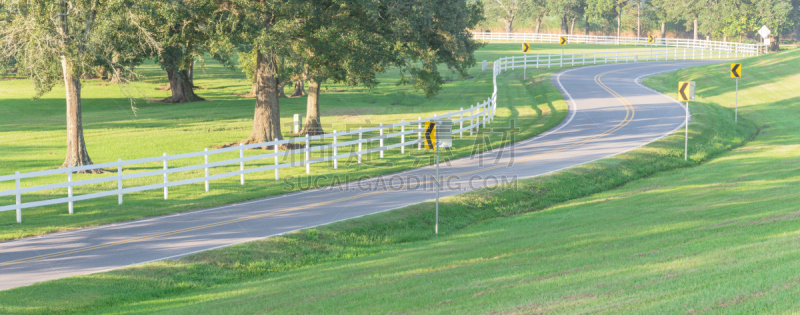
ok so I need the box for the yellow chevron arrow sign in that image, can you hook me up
[424,121,437,150]
[730,63,741,78]
[678,81,695,102]
[559,36,567,45]
[522,43,530,53]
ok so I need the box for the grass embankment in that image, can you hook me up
[0,43,649,240]
[0,49,776,313]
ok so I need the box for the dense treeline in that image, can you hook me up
[480,0,800,49]
[0,0,482,169]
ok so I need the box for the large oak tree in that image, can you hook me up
[0,0,157,170]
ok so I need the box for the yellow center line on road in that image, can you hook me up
[0,64,672,268]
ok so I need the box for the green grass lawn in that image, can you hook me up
[2,43,641,240]
[2,46,788,313]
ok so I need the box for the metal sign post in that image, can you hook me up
[730,63,742,123]
[522,43,530,79]
[679,81,695,161]
[435,143,439,234]
[424,120,452,235]
[559,36,567,67]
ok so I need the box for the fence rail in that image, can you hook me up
[471,32,763,55]
[1,43,755,223]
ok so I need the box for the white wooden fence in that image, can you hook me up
[471,32,762,56]
[496,47,756,71]
[0,43,755,223]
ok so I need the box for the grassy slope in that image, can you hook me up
[101,48,799,314]
[0,43,650,240]
[0,47,773,312]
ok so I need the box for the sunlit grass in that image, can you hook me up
[0,47,785,313]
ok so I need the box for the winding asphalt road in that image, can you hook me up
[0,60,717,290]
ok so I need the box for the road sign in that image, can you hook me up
[423,121,436,150]
[678,81,695,102]
[559,36,567,45]
[423,120,452,150]
[730,63,741,78]
[758,25,771,39]
[522,43,530,53]
[647,35,655,43]
[436,119,452,148]
[425,119,453,234]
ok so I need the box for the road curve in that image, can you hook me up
[0,60,717,291]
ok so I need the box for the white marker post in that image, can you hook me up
[735,78,739,123]
[435,141,439,235]
[685,101,689,161]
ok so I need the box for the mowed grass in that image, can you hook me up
[0,48,774,312]
[0,43,644,240]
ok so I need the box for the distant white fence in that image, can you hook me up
[1,41,756,223]
[496,47,756,70]
[471,32,763,56]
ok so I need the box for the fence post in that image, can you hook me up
[459,108,464,138]
[379,123,384,158]
[400,120,405,154]
[333,131,338,169]
[272,144,279,180]
[475,104,480,132]
[418,117,422,150]
[482,104,487,128]
[305,135,311,174]
[68,165,73,215]
[15,171,20,223]
[163,153,168,200]
[204,148,209,192]
[240,143,245,185]
[469,105,474,135]
[118,159,123,205]
[358,127,363,163]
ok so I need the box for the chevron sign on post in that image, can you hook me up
[679,81,695,160]
[731,63,742,123]
[647,35,655,43]
[426,119,452,235]
[678,81,695,102]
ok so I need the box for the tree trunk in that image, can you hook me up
[569,17,576,35]
[97,66,108,80]
[769,33,780,51]
[162,65,204,103]
[535,17,542,34]
[793,24,799,41]
[561,16,569,34]
[187,57,195,88]
[504,14,514,33]
[693,18,698,40]
[617,12,621,38]
[244,49,283,145]
[60,56,96,171]
[278,81,287,98]
[584,17,589,36]
[290,80,306,97]
[250,82,258,96]
[300,79,325,135]
[660,21,666,44]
